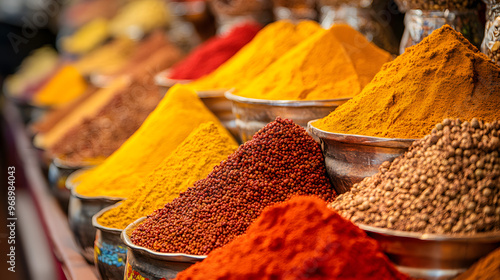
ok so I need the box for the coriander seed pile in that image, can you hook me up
[331,118,500,235]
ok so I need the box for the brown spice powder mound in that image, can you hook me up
[313,25,500,139]
[131,118,336,255]
[454,247,500,280]
[48,80,161,165]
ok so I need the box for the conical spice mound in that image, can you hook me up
[313,25,500,139]
[131,118,336,255]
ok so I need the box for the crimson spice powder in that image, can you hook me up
[131,118,336,255]
[167,22,261,80]
[175,196,411,280]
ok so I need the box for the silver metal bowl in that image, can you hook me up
[307,122,416,194]
[48,158,91,212]
[67,170,124,264]
[121,217,206,280]
[92,203,127,280]
[226,92,350,142]
[359,224,500,280]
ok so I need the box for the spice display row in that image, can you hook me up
[4,5,500,280]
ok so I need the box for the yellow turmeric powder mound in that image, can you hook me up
[74,84,231,198]
[236,24,375,101]
[312,25,500,139]
[97,122,238,230]
[32,65,88,107]
[189,20,321,91]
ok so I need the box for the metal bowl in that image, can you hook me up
[358,224,500,280]
[226,92,350,142]
[92,204,127,280]
[307,122,416,194]
[48,158,91,212]
[154,69,192,95]
[121,217,206,280]
[67,170,124,264]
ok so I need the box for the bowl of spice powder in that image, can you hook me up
[66,170,125,264]
[121,217,206,280]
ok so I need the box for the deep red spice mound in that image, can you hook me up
[175,196,411,280]
[168,22,261,80]
[131,118,336,255]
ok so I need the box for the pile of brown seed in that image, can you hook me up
[131,118,336,255]
[331,118,500,235]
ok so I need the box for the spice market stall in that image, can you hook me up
[1,0,500,280]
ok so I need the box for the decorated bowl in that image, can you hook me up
[359,224,500,280]
[92,203,128,280]
[226,92,350,142]
[67,170,124,264]
[307,122,416,194]
[121,217,206,280]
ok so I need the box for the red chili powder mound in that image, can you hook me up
[168,22,261,80]
[175,196,411,280]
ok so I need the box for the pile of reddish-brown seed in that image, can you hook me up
[331,118,500,235]
[130,118,336,255]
